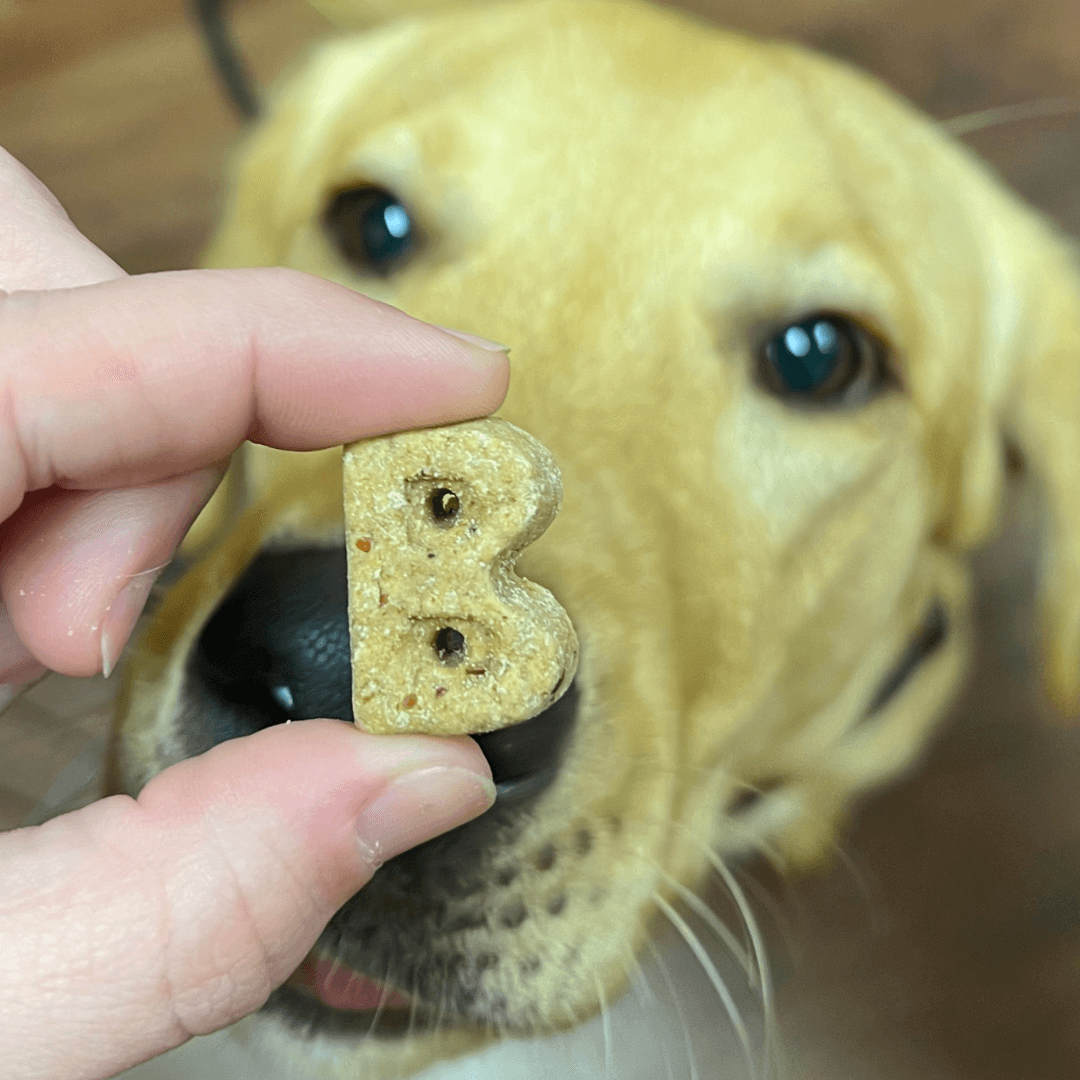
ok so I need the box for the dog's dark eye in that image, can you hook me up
[324,186,417,275]
[759,313,885,404]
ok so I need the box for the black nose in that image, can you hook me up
[188,546,577,796]
[194,547,354,726]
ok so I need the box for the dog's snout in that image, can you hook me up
[189,546,578,797]
[194,547,354,725]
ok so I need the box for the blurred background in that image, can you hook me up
[3,0,1080,271]
[2,2,1080,1077]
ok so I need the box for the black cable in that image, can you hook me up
[190,0,261,121]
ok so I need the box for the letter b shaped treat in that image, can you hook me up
[343,419,579,735]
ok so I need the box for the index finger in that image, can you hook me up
[0,268,509,507]
[0,268,507,678]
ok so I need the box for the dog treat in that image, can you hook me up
[343,418,578,735]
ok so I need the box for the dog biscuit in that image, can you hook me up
[343,418,578,735]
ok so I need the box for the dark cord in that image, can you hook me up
[190,0,261,120]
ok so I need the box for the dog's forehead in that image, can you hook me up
[244,0,1017,437]
[321,8,869,210]
[304,3,982,309]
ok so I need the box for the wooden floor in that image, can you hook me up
[2,2,1080,1078]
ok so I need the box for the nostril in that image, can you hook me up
[473,679,579,797]
[193,547,353,727]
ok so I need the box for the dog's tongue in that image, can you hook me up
[294,956,410,1012]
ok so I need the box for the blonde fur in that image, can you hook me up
[114,2,1080,1076]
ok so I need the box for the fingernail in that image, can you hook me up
[99,565,166,677]
[355,766,497,866]
[434,325,511,353]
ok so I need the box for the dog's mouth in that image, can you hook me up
[865,600,949,718]
[287,951,411,1015]
[272,950,432,1037]
[181,543,584,1036]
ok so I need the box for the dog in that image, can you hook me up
[111,0,1080,1076]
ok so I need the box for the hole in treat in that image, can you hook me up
[430,487,460,524]
[434,626,467,664]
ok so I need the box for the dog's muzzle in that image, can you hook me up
[174,545,582,1028]
[185,545,579,798]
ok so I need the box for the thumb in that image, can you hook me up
[0,720,495,1080]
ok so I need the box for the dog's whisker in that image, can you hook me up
[593,973,615,1080]
[828,839,884,938]
[405,971,421,1041]
[727,862,802,977]
[594,806,774,1034]
[644,934,702,1080]
[654,892,758,1079]
[746,843,817,956]
[425,956,450,1040]
[119,559,174,581]
[654,864,755,981]
[365,959,397,1039]
[623,947,680,1080]
[709,856,771,1004]
[648,840,783,1077]
[602,810,769,986]
[648,825,786,1071]
[694,846,780,1076]
[425,983,442,1039]
[624,944,660,1009]
[943,96,1080,136]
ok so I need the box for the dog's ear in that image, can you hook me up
[309,0,478,29]
[947,180,1080,716]
[999,235,1080,716]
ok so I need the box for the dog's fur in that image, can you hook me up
[113,1,1080,1076]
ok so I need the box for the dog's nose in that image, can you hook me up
[191,547,577,796]
[194,547,354,724]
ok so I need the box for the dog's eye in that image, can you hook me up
[324,186,417,275]
[759,313,885,404]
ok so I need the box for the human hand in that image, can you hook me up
[0,148,507,1080]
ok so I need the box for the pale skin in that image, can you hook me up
[0,148,509,1080]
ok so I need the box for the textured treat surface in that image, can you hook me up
[343,419,578,735]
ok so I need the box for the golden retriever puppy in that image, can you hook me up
[112,0,1080,1076]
